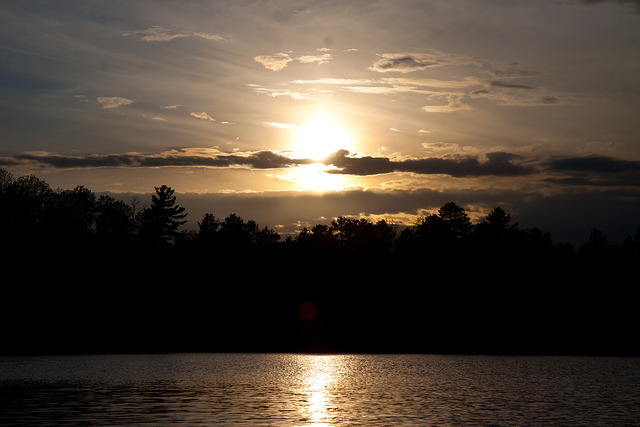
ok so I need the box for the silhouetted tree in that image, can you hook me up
[310,224,334,242]
[194,213,220,250]
[577,228,612,265]
[579,228,608,253]
[415,213,446,241]
[476,207,518,236]
[294,224,335,258]
[473,206,522,259]
[45,186,96,238]
[254,224,281,248]
[218,213,250,252]
[198,213,220,236]
[437,202,473,239]
[137,185,187,246]
[332,217,371,248]
[622,226,640,260]
[2,173,53,233]
[2,168,640,297]
[414,202,473,259]
[95,195,135,242]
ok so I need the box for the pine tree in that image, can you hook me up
[138,185,187,246]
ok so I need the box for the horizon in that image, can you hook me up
[1,0,639,249]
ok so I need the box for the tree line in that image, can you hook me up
[2,168,639,269]
[2,168,638,356]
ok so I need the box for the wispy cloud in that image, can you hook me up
[254,51,333,71]
[190,112,216,122]
[288,72,570,110]
[254,53,294,71]
[265,121,297,129]
[248,84,310,100]
[369,50,481,73]
[421,94,473,113]
[296,54,332,65]
[123,26,230,42]
[490,62,540,79]
[96,97,134,109]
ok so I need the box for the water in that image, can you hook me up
[1,353,639,426]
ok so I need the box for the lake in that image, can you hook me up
[1,353,639,426]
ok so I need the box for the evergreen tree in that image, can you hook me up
[437,201,472,239]
[138,185,187,246]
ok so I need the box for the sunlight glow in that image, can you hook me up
[280,163,347,192]
[292,112,354,161]
[303,356,341,426]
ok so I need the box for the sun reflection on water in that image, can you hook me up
[302,356,342,426]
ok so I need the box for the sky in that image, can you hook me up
[1,0,639,246]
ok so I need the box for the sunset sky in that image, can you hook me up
[1,0,639,245]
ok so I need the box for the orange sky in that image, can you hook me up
[1,0,639,245]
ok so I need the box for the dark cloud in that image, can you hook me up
[369,55,436,73]
[490,81,533,90]
[3,149,533,178]
[548,155,640,173]
[490,63,540,78]
[540,96,559,104]
[324,150,534,177]
[3,152,639,189]
[545,155,640,186]
[1,151,311,170]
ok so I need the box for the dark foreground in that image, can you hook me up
[2,174,637,356]
[2,246,636,357]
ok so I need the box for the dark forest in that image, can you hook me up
[1,169,637,357]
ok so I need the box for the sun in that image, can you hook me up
[291,112,353,161]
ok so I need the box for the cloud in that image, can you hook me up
[287,61,568,110]
[290,77,474,98]
[248,84,310,100]
[0,149,311,170]
[323,150,534,177]
[296,54,332,64]
[190,112,216,121]
[254,53,293,71]
[490,81,533,90]
[490,62,540,79]
[192,32,230,42]
[422,94,472,113]
[265,121,297,129]
[381,77,482,89]
[369,54,436,73]
[548,155,640,173]
[291,78,377,85]
[254,51,333,71]
[544,155,640,186]
[124,26,230,42]
[4,150,638,191]
[369,50,480,73]
[96,97,134,109]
